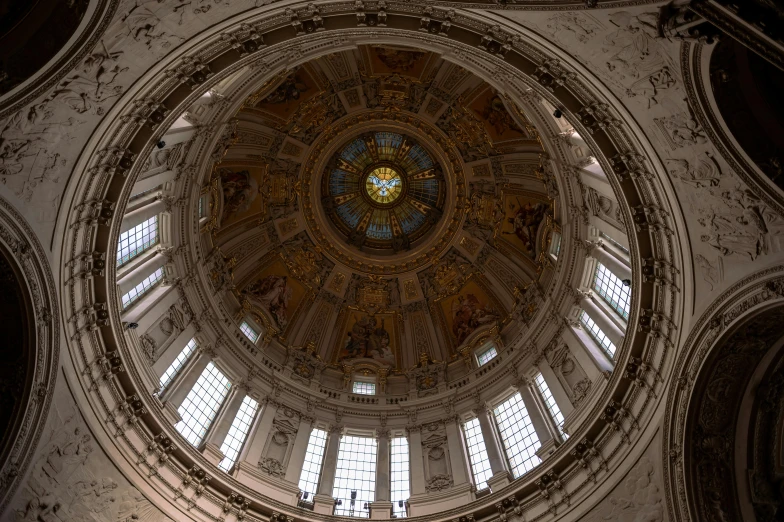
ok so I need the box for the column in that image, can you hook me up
[591,242,631,281]
[313,425,342,514]
[475,406,511,490]
[117,253,166,295]
[375,431,390,501]
[537,360,574,418]
[132,169,175,197]
[444,417,470,486]
[202,388,246,465]
[581,295,625,348]
[517,384,557,459]
[237,399,279,467]
[563,326,607,379]
[370,430,392,519]
[161,351,210,409]
[121,199,167,233]
[152,324,196,376]
[133,285,179,333]
[284,418,314,484]
[407,427,426,495]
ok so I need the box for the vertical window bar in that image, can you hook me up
[493,392,542,478]
[121,267,164,309]
[299,428,328,501]
[390,437,410,517]
[117,216,159,267]
[462,418,493,490]
[333,435,377,517]
[159,338,198,390]
[534,373,567,439]
[218,395,260,472]
[175,362,231,447]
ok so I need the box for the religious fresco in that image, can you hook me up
[254,67,319,118]
[243,259,308,334]
[436,279,502,348]
[218,164,266,227]
[469,88,525,141]
[335,311,399,368]
[498,192,551,259]
[363,45,432,78]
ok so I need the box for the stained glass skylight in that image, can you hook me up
[323,131,445,252]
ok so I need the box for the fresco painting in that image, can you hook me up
[336,311,398,368]
[498,193,550,259]
[243,260,307,333]
[438,280,501,347]
[218,165,266,227]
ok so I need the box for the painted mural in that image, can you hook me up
[365,45,431,77]
[336,311,398,367]
[243,260,307,333]
[469,88,525,141]
[437,279,501,347]
[218,165,266,226]
[498,193,550,259]
[255,67,318,118]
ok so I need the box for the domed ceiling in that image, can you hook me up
[204,45,555,371]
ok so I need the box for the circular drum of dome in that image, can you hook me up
[322,131,446,253]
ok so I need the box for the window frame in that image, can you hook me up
[592,263,631,321]
[580,310,617,358]
[218,395,260,472]
[117,215,160,267]
[159,338,198,391]
[462,417,493,491]
[352,381,377,395]
[332,433,378,518]
[298,427,329,501]
[475,344,498,367]
[492,392,542,479]
[390,436,410,518]
[175,361,232,447]
[549,231,562,260]
[239,320,260,343]
[121,267,164,310]
[534,373,567,439]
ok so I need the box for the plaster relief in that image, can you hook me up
[582,431,666,522]
[10,377,171,522]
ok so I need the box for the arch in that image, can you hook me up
[0,197,59,513]
[664,267,784,521]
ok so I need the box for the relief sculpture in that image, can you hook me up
[12,385,172,521]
